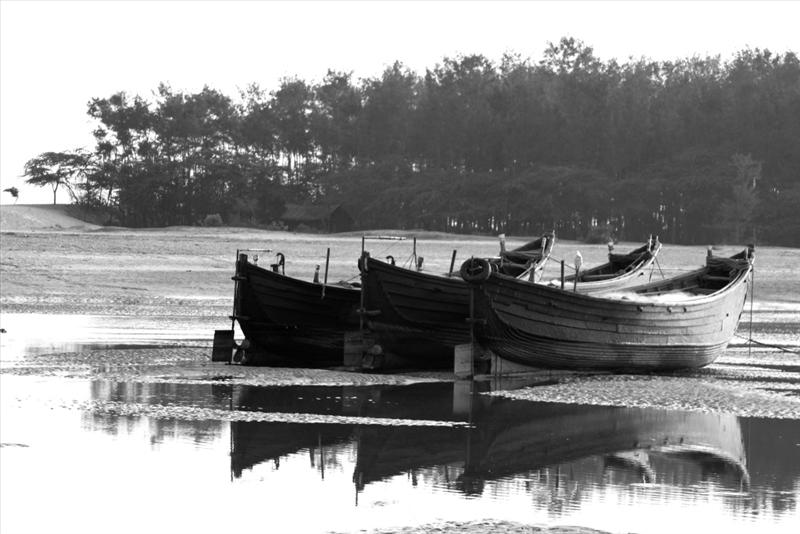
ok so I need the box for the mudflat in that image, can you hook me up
[2,224,798,410]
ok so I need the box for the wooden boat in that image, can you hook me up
[232,251,360,365]
[546,235,663,292]
[358,233,555,367]
[461,246,754,371]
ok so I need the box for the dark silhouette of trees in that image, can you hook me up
[21,38,800,246]
[23,150,91,204]
[3,186,19,203]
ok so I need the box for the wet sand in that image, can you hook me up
[347,522,616,534]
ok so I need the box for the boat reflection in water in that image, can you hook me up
[230,381,762,513]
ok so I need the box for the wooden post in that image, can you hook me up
[359,251,367,336]
[322,247,330,299]
[560,260,565,290]
[573,252,582,292]
[469,286,475,376]
[413,237,418,270]
[232,249,240,334]
[449,249,457,277]
[229,250,244,364]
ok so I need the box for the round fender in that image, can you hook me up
[460,258,492,283]
[357,252,371,273]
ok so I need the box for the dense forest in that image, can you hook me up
[23,38,800,245]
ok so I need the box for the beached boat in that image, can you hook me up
[544,235,663,293]
[358,234,555,367]
[232,251,360,365]
[461,246,754,371]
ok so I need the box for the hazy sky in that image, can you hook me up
[2,0,799,204]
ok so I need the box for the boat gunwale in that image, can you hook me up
[242,259,360,297]
[483,250,753,311]
[562,240,663,288]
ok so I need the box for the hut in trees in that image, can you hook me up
[280,203,354,233]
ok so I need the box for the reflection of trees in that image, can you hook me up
[83,380,225,445]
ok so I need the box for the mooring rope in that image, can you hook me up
[748,268,755,358]
[734,333,800,355]
[736,266,800,355]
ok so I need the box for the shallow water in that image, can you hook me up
[1,314,799,534]
[1,372,798,534]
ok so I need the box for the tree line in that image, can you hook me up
[22,38,800,245]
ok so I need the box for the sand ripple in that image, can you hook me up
[0,347,445,387]
[490,374,800,419]
[339,521,613,534]
[15,398,467,427]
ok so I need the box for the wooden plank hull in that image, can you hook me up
[235,258,360,365]
[361,238,658,365]
[469,253,752,371]
[361,257,469,365]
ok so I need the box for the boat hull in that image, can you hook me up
[235,257,360,365]
[470,262,751,371]
[361,238,657,366]
[361,257,469,366]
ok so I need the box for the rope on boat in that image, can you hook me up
[654,256,666,280]
[401,251,416,269]
[550,257,579,273]
[370,239,406,261]
[749,267,755,358]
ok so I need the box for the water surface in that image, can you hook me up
[2,366,798,534]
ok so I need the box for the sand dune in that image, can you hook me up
[0,204,99,231]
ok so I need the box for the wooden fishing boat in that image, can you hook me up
[461,246,754,371]
[547,235,663,292]
[232,251,360,365]
[358,233,555,367]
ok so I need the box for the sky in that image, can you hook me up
[1,0,799,205]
